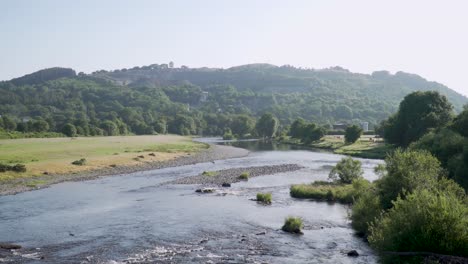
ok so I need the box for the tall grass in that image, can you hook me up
[290,179,371,204]
[256,192,272,204]
[282,217,303,234]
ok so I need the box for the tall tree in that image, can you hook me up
[381,91,453,146]
[255,113,279,138]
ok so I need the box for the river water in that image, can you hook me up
[0,139,382,263]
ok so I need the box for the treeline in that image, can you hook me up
[86,63,468,126]
[330,91,468,261]
[349,149,468,263]
[0,75,286,139]
[377,91,468,190]
[0,77,255,138]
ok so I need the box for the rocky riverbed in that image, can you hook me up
[169,164,304,186]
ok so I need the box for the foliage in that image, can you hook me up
[282,217,303,234]
[379,91,454,146]
[1,66,467,140]
[451,104,468,137]
[239,172,249,180]
[328,157,363,184]
[202,171,218,177]
[351,189,382,236]
[62,123,77,137]
[71,158,87,166]
[222,129,235,140]
[255,113,279,138]
[290,178,371,204]
[344,125,363,144]
[256,193,272,204]
[375,149,442,209]
[0,163,27,173]
[368,188,468,258]
[288,118,327,143]
[230,115,255,137]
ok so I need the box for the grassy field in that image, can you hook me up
[282,135,393,159]
[0,135,207,183]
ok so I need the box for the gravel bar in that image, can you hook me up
[169,164,304,186]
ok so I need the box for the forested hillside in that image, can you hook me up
[0,64,466,138]
[95,63,467,123]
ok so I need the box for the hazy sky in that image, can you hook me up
[1,0,468,96]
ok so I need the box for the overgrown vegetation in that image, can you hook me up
[256,193,272,204]
[282,217,303,234]
[290,178,371,203]
[202,171,218,177]
[1,65,466,141]
[328,157,363,184]
[71,158,87,166]
[350,150,468,262]
[378,92,468,191]
[344,125,363,144]
[239,172,249,180]
[0,163,27,173]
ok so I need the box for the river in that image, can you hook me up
[0,138,383,263]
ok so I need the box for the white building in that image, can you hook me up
[360,122,369,132]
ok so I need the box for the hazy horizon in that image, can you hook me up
[2,0,468,96]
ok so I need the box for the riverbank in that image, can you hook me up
[279,135,393,159]
[0,136,249,195]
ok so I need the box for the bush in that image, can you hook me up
[256,193,272,204]
[239,172,249,180]
[345,125,363,144]
[11,164,27,172]
[282,217,303,234]
[328,157,363,184]
[202,171,218,177]
[375,149,441,209]
[0,163,27,173]
[222,131,234,140]
[71,158,87,166]
[351,190,382,237]
[368,189,468,258]
[290,178,371,204]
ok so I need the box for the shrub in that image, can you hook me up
[290,178,370,204]
[222,129,235,140]
[375,149,441,209]
[11,164,27,172]
[71,158,87,166]
[0,163,27,173]
[328,157,363,184]
[0,163,9,172]
[239,172,249,180]
[282,217,303,234]
[256,193,272,204]
[345,125,363,144]
[368,189,468,258]
[351,190,382,237]
[202,171,218,177]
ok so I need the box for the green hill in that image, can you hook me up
[0,64,466,137]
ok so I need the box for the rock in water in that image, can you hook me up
[222,183,231,187]
[347,250,359,257]
[195,188,215,193]
[0,243,22,250]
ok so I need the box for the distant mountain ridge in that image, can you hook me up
[90,63,467,112]
[2,64,467,132]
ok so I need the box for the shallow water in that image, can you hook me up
[0,138,383,263]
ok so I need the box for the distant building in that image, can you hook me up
[200,91,209,102]
[332,123,348,131]
[360,122,369,132]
